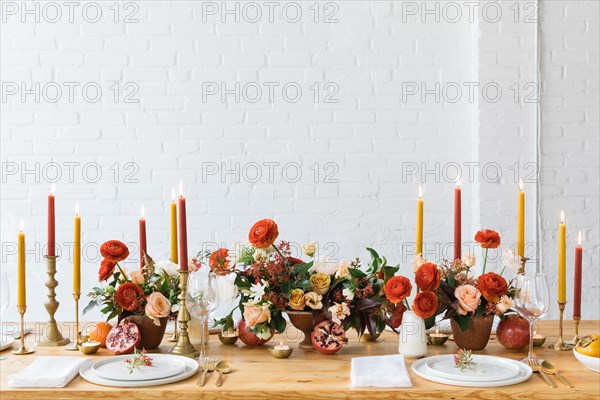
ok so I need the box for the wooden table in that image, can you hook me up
[1,320,599,399]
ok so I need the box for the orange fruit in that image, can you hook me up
[89,322,113,347]
[576,334,600,358]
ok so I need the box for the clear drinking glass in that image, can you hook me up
[513,273,550,363]
[186,270,219,363]
[0,273,10,360]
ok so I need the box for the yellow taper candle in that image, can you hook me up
[558,211,566,303]
[17,220,26,307]
[517,179,525,258]
[73,204,81,294]
[170,188,178,264]
[416,185,423,256]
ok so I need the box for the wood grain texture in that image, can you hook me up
[1,320,599,400]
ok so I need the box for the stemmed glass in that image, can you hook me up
[0,273,10,360]
[186,269,219,363]
[513,273,550,364]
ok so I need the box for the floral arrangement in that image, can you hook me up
[454,348,477,372]
[419,229,518,331]
[124,349,153,374]
[85,240,181,326]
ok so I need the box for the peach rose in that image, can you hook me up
[145,292,172,326]
[243,303,271,328]
[129,270,145,286]
[454,285,481,315]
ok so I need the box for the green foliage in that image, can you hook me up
[453,314,472,332]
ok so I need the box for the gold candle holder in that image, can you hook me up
[549,301,574,351]
[12,305,34,355]
[38,255,70,347]
[65,292,81,351]
[570,316,581,345]
[170,269,199,358]
[167,317,179,342]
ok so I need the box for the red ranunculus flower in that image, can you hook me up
[474,230,501,249]
[115,282,145,311]
[384,276,412,304]
[415,262,441,291]
[100,240,130,263]
[412,290,439,319]
[248,219,279,249]
[98,259,116,282]
[477,272,509,302]
[209,248,231,276]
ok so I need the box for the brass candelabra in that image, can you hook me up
[12,305,34,355]
[549,301,574,351]
[169,269,199,358]
[65,292,81,351]
[38,255,70,347]
[571,316,581,345]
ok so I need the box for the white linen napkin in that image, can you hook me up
[351,354,412,387]
[8,356,88,388]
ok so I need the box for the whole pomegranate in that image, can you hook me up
[105,319,141,355]
[238,320,273,346]
[497,314,530,350]
[311,320,347,355]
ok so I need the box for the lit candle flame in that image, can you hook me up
[519,179,524,191]
[141,205,145,219]
[19,219,24,232]
[179,180,184,197]
[435,327,439,334]
[280,341,284,347]
[560,210,565,224]
[418,185,423,199]
[533,330,537,336]
[50,183,56,195]
[171,188,176,202]
[578,231,582,246]
[75,203,79,216]
[456,180,461,188]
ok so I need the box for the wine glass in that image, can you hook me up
[0,273,10,360]
[186,270,219,363]
[513,273,550,364]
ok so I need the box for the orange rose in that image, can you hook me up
[100,240,130,263]
[384,276,412,304]
[209,248,232,276]
[474,230,501,249]
[455,285,481,315]
[145,292,172,326]
[412,291,438,319]
[115,282,145,311]
[248,219,279,249]
[243,304,271,328]
[477,272,508,302]
[415,262,441,291]
[98,259,116,282]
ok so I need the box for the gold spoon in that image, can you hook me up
[541,360,573,388]
[215,360,232,387]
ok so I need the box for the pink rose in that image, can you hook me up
[243,304,271,328]
[145,292,171,326]
[454,285,481,315]
[129,270,145,286]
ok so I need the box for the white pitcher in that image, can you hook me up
[398,310,428,358]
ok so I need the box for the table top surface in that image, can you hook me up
[1,320,599,400]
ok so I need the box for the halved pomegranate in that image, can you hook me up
[311,320,347,355]
[105,319,141,355]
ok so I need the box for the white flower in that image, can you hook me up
[335,260,351,279]
[301,242,316,257]
[249,280,268,302]
[156,260,179,277]
[312,257,338,275]
[495,295,514,314]
[255,324,273,340]
[342,288,355,301]
[305,292,323,310]
[328,302,351,325]
[254,248,269,263]
[502,248,522,274]
[412,254,428,272]
[462,253,477,268]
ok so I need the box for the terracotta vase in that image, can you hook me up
[450,315,494,351]
[238,319,273,346]
[122,314,168,350]
[286,310,316,350]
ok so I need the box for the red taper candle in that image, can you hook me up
[573,231,582,318]
[454,181,461,260]
[178,181,188,271]
[139,205,147,270]
[47,185,56,257]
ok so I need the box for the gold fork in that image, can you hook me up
[528,358,556,388]
[197,357,217,387]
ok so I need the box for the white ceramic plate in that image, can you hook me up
[413,356,532,387]
[80,355,198,387]
[0,335,15,352]
[91,354,187,381]
[424,355,522,382]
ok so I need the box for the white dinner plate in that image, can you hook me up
[0,335,15,352]
[80,355,198,387]
[413,356,532,387]
[424,355,522,382]
[91,354,187,381]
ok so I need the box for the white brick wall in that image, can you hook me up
[0,0,598,323]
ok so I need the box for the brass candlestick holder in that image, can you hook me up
[570,316,581,345]
[549,301,574,351]
[65,292,81,351]
[167,315,179,342]
[12,305,34,355]
[170,269,199,358]
[38,255,70,347]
